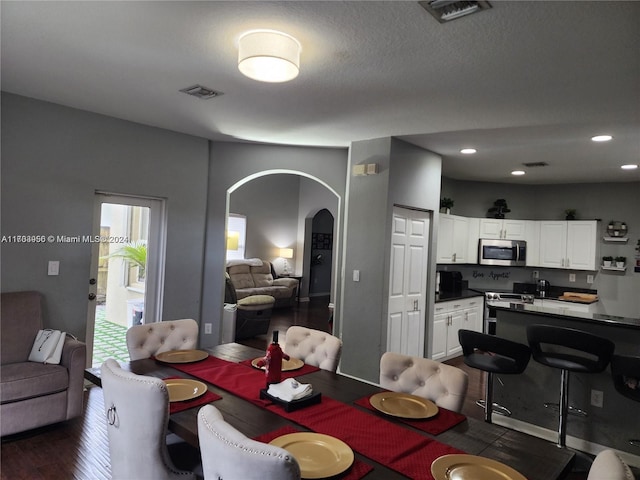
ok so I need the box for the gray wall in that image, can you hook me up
[441,178,640,317]
[1,93,209,338]
[201,141,348,346]
[341,138,442,382]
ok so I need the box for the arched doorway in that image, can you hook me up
[308,209,334,298]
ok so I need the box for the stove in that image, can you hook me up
[483,292,535,334]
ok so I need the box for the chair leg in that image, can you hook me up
[558,369,569,447]
[485,371,494,423]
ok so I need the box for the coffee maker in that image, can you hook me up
[537,279,550,298]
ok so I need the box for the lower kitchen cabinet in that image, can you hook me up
[431,296,483,361]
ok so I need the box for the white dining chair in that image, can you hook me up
[379,352,469,413]
[126,318,199,361]
[197,404,301,480]
[284,326,343,372]
[587,449,634,480]
[101,359,196,480]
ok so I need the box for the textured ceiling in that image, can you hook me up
[1,1,639,184]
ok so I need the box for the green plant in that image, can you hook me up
[440,197,454,209]
[101,240,147,278]
[602,256,613,262]
[615,256,626,263]
[564,209,576,220]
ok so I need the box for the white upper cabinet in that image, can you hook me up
[479,218,527,240]
[538,220,599,270]
[437,214,471,264]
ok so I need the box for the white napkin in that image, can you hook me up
[267,378,313,402]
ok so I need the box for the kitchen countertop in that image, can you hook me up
[435,289,484,303]
[492,301,640,330]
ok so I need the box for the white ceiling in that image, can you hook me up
[2,1,639,184]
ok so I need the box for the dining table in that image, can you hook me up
[85,342,575,480]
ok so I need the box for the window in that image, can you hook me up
[226,214,246,261]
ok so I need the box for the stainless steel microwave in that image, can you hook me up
[478,239,526,266]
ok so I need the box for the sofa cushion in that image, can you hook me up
[236,286,292,301]
[227,265,255,289]
[251,262,274,288]
[1,362,69,403]
[1,291,43,365]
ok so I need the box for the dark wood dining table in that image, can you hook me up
[85,342,575,480]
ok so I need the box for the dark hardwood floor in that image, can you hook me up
[1,297,610,479]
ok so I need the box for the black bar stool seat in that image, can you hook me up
[459,329,531,423]
[611,354,640,447]
[527,324,615,447]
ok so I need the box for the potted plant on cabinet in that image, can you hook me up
[440,197,454,214]
[564,209,576,220]
[615,256,626,268]
[602,256,613,267]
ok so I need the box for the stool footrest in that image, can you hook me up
[543,402,588,417]
[476,399,512,417]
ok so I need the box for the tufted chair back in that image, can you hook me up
[126,319,199,361]
[379,352,469,413]
[101,359,195,480]
[587,450,634,480]
[197,404,301,480]
[284,326,343,372]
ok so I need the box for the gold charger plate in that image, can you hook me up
[163,379,207,402]
[251,356,305,372]
[431,454,527,480]
[369,391,439,419]
[155,349,208,364]
[269,432,354,479]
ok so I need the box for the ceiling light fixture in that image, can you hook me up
[238,30,301,83]
[460,148,477,154]
[621,164,638,170]
[511,170,526,176]
[591,135,613,142]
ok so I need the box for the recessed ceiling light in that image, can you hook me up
[621,164,638,170]
[591,135,613,142]
[460,148,477,154]
[511,170,526,176]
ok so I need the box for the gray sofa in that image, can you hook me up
[226,260,299,308]
[1,291,86,436]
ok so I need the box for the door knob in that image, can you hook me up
[89,278,96,285]
[88,293,96,301]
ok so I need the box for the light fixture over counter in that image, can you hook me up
[238,30,301,83]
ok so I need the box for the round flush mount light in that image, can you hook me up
[238,30,301,83]
[591,135,613,142]
[511,170,526,176]
[460,148,477,154]
[621,164,638,170]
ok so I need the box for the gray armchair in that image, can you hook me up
[0,291,86,436]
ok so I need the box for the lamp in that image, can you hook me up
[279,248,294,275]
[226,231,239,251]
[238,30,301,83]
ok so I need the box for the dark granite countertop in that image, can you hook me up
[435,289,484,303]
[493,301,640,330]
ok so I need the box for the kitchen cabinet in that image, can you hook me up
[437,214,478,264]
[431,296,483,361]
[479,218,527,240]
[538,220,599,270]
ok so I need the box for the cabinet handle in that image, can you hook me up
[452,253,457,262]
[566,258,570,267]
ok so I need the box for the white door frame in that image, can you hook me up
[85,192,167,366]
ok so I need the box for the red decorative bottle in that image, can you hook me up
[258,330,289,386]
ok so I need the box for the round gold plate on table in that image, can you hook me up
[155,349,208,364]
[270,432,354,479]
[163,379,207,402]
[369,392,439,419]
[251,357,304,372]
[431,454,527,480]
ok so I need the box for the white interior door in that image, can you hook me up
[387,206,431,357]
[85,192,166,367]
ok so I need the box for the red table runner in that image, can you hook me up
[254,426,374,480]
[170,355,465,480]
[353,394,467,435]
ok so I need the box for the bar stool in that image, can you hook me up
[458,329,531,423]
[527,324,614,447]
[610,354,640,447]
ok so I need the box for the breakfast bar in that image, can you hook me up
[492,303,640,465]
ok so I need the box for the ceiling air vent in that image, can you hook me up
[419,1,491,23]
[522,162,549,168]
[180,85,223,100]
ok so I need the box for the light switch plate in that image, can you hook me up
[353,270,360,282]
[48,261,60,276]
[569,273,576,282]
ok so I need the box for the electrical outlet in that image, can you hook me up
[591,389,604,408]
[587,274,594,284]
[204,323,212,334]
[532,270,539,280]
[569,273,576,282]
